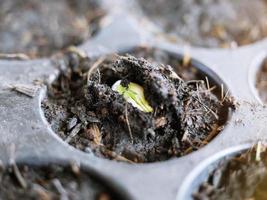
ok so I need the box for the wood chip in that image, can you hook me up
[65,123,82,143]
[67,117,78,131]
[12,163,27,189]
[8,144,27,189]
[70,161,80,176]
[52,179,69,200]
[182,46,191,67]
[66,46,87,58]
[155,117,167,128]
[200,124,219,147]
[84,124,102,145]
[32,183,52,200]
[100,147,135,164]
[256,141,262,162]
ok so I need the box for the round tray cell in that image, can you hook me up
[0,161,129,200]
[138,0,267,48]
[0,0,105,58]
[256,57,267,103]
[42,47,233,163]
[178,143,267,200]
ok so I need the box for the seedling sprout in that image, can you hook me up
[112,80,153,113]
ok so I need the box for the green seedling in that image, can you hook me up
[112,80,153,113]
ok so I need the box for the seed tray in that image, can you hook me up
[1,1,267,200]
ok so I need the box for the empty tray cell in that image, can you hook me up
[42,47,233,163]
[138,0,267,48]
[0,0,105,58]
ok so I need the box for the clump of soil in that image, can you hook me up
[193,144,267,200]
[256,57,267,103]
[0,162,120,200]
[138,0,267,48]
[0,0,105,58]
[42,48,232,163]
[128,47,213,82]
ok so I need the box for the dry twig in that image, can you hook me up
[125,103,133,143]
[87,57,105,83]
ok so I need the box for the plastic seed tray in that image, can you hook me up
[1,1,267,200]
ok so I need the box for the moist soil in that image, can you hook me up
[256,57,267,103]
[0,162,119,200]
[42,48,232,163]
[193,145,267,200]
[0,0,104,58]
[138,0,267,48]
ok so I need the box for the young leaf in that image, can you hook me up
[112,80,153,113]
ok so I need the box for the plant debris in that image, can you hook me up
[193,143,267,200]
[0,0,105,58]
[9,84,40,98]
[0,162,118,200]
[138,0,267,48]
[42,48,232,163]
[0,53,30,60]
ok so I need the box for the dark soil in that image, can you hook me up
[0,162,120,200]
[256,57,267,103]
[0,0,105,58]
[138,0,267,48]
[129,47,216,82]
[42,48,233,163]
[193,144,267,200]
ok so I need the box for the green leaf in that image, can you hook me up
[112,80,153,113]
